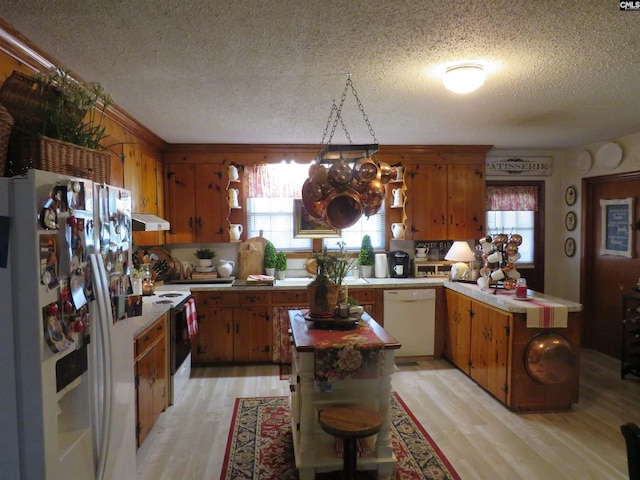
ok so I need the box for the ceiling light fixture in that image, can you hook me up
[443,64,486,94]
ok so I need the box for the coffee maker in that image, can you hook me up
[387,250,410,278]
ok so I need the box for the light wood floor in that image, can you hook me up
[136,349,640,480]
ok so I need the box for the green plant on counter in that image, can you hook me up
[264,241,277,269]
[194,248,216,259]
[358,234,375,266]
[275,251,287,271]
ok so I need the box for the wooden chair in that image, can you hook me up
[319,405,382,480]
[621,423,640,480]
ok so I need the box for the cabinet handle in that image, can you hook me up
[450,214,453,225]
[227,323,230,334]
[441,215,445,225]
[189,217,193,228]
[197,217,202,227]
[236,323,240,334]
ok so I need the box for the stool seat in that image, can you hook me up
[319,405,382,480]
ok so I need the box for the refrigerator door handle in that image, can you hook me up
[90,254,114,480]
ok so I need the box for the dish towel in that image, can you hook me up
[185,298,198,338]
[525,300,568,328]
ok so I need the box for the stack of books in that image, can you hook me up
[191,271,219,281]
[246,274,275,286]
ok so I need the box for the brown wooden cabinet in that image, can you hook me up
[164,164,224,243]
[191,291,272,364]
[134,313,168,447]
[405,163,485,240]
[445,288,472,373]
[445,290,510,404]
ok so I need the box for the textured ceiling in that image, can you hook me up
[2,1,640,149]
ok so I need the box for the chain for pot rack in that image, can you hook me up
[318,75,378,161]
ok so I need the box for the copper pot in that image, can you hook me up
[361,179,385,206]
[301,179,325,220]
[303,177,325,201]
[322,187,363,229]
[328,160,353,186]
[378,161,394,184]
[352,156,379,183]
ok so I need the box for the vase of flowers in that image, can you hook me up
[307,242,357,316]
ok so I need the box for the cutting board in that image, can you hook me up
[238,236,268,279]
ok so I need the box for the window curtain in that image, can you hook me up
[245,164,309,198]
[486,186,538,211]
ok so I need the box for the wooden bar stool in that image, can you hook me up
[319,405,382,480]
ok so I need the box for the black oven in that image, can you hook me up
[170,295,192,376]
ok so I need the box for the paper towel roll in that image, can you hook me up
[375,253,388,278]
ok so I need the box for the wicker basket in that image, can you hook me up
[0,104,14,176]
[0,70,47,134]
[6,135,111,183]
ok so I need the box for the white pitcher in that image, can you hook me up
[392,188,403,207]
[229,224,243,241]
[228,165,239,182]
[228,188,240,208]
[217,259,235,278]
[391,223,405,239]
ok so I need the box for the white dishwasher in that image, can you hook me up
[383,289,436,357]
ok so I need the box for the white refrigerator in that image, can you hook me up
[0,169,136,480]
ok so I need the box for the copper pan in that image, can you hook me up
[328,160,353,186]
[301,179,325,221]
[352,156,379,183]
[322,187,363,229]
[524,332,576,384]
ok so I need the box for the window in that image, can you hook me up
[245,163,312,250]
[245,162,386,251]
[485,186,538,264]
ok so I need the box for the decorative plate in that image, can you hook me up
[564,237,576,257]
[565,186,577,206]
[576,150,592,174]
[565,211,577,231]
[595,142,623,170]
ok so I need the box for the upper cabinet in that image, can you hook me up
[164,164,224,243]
[404,163,485,240]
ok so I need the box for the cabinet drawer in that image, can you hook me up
[349,288,375,304]
[192,291,233,306]
[135,317,165,357]
[272,290,308,305]
[230,292,270,305]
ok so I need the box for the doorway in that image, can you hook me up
[582,173,640,357]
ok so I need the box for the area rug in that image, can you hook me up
[220,393,460,480]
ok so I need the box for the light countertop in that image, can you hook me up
[444,281,583,313]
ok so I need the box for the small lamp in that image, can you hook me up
[445,241,475,280]
[443,64,486,94]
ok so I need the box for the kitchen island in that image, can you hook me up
[288,310,400,480]
[444,281,583,412]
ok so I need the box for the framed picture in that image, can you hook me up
[565,185,577,206]
[564,237,576,257]
[565,211,577,231]
[293,199,341,238]
[599,197,635,258]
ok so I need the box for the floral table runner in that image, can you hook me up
[304,310,385,382]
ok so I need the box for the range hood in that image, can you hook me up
[131,213,170,231]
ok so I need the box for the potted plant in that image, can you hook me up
[275,251,287,280]
[194,248,216,267]
[0,67,114,180]
[358,234,375,278]
[263,241,277,276]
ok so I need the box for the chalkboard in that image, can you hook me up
[600,198,634,258]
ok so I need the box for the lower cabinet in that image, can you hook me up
[134,313,168,447]
[191,291,272,364]
[445,290,510,404]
